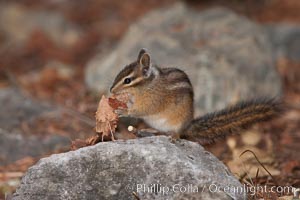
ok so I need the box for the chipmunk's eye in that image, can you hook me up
[123,78,131,84]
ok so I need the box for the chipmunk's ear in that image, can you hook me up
[140,53,151,69]
[137,49,151,73]
[137,48,147,61]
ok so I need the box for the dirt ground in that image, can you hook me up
[0,0,299,199]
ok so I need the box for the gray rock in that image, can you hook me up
[266,24,300,61]
[13,136,246,200]
[0,88,69,165]
[85,3,282,115]
[0,88,50,133]
[0,129,69,165]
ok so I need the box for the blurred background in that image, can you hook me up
[0,0,299,198]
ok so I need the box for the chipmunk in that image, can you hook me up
[110,49,282,145]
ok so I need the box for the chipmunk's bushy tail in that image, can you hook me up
[180,98,283,145]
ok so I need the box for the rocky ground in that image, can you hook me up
[0,0,300,199]
[13,136,246,200]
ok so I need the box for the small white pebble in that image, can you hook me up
[128,126,134,132]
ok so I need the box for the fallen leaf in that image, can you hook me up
[70,135,101,150]
[70,94,130,150]
[95,95,119,140]
[108,97,127,110]
[109,93,129,110]
[70,139,88,150]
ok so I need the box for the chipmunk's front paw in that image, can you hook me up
[114,109,128,117]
